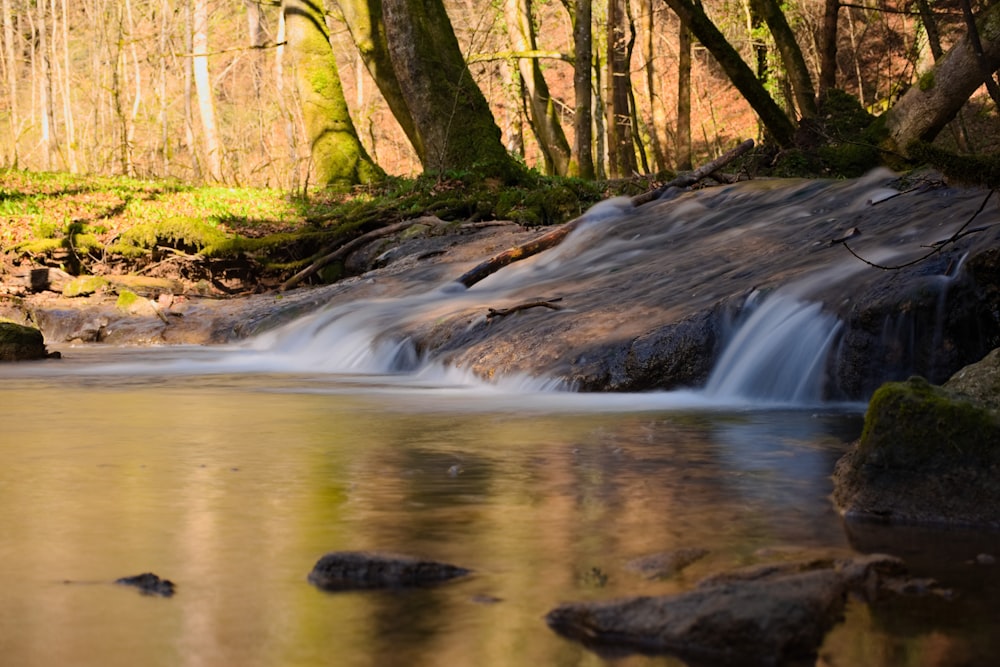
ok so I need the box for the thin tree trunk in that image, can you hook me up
[571,0,595,178]
[644,0,669,172]
[504,0,572,175]
[124,0,141,174]
[751,0,816,118]
[606,0,636,176]
[3,0,18,165]
[37,0,55,169]
[274,6,298,190]
[817,0,839,99]
[58,0,76,171]
[193,0,223,181]
[183,0,201,180]
[677,14,692,169]
[661,0,796,147]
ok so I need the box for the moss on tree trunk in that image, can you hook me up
[284,0,383,189]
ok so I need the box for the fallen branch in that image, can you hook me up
[842,188,995,270]
[279,216,441,291]
[486,298,564,319]
[456,139,755,288]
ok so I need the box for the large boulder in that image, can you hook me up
[944,346,1000,410]
[0,320,49,361]
[833,374,1000,527]
[546,555,908,665]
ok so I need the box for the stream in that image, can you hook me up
[3,172,1000,666]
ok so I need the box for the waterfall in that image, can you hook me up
[704,294,842,404]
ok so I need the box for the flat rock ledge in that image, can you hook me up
[545,555,915,666]
[833,367,1000,528]
[308,551,471,591]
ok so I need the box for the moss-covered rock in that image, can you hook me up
[833,376,1000,527]
[63,275,109,297]
[0,321,48,361]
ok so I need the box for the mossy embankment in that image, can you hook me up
[0,169,618,297]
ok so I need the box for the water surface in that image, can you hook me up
[3,348,1000,666]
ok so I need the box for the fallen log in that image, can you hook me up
[456,139,754,288]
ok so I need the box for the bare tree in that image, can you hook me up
[571,0,595,178]
[192,0,224,181]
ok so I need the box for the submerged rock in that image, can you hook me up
[115,572,176,597]
[624,548,708,580]
[546,555,907,665]
[0,321,49,361]
[308,551,471,591]
[833,375,1000,527]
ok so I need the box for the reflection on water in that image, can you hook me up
[1,349,999,666]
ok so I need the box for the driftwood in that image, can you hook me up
[486,297,564,319]
[279,216,442,291]
[456,139,754,288]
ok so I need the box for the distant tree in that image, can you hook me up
[660,0,797,147]
[192,0,224,180]
[606,0,637,176]
[504,0,572,175]
[283,0,383,188]
[750,0,816,119]
[570,0,595,178]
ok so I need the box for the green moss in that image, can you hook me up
[858,376,1000,469]
[109,216,230,256]
[0,321,46,361]
[918,71,935,92]
[115,290,141,311]
[62,275,109,297]
[906,141,1000,187]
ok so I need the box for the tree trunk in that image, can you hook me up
[335,0,423,158]
[606,0,636,176]
[571,0,595,178]
[504,0,572,175]
[3,0,18,165]
[378,0,521,179]
[183,0,202,180]
[59,0,76,172]
[883,0,1000,155]
[644,0,669,172]
[36,0,55,170]
[193,0,223,181]
[817,0,839,99]
[677,14,692,170]
[751,0,816,118]
[283,0,383,189]
[661,0,796,147]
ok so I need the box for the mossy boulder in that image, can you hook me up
[833,376,1000,527]
[63,275,109,297]
[0,321,48,361]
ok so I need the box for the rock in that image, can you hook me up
[545,555,907,665]
[307,551,471,591]
[115,572,176,597]
[63,275,109,297]
[832,376,1000,527]
[944,347,1000,411]
[0,321,49,361]
[624,548,708,580]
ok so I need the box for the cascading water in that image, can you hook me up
[704,293,842,403]
[13,171,994,408]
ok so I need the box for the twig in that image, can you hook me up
[842,188,996,270]
[486,298,564,319]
